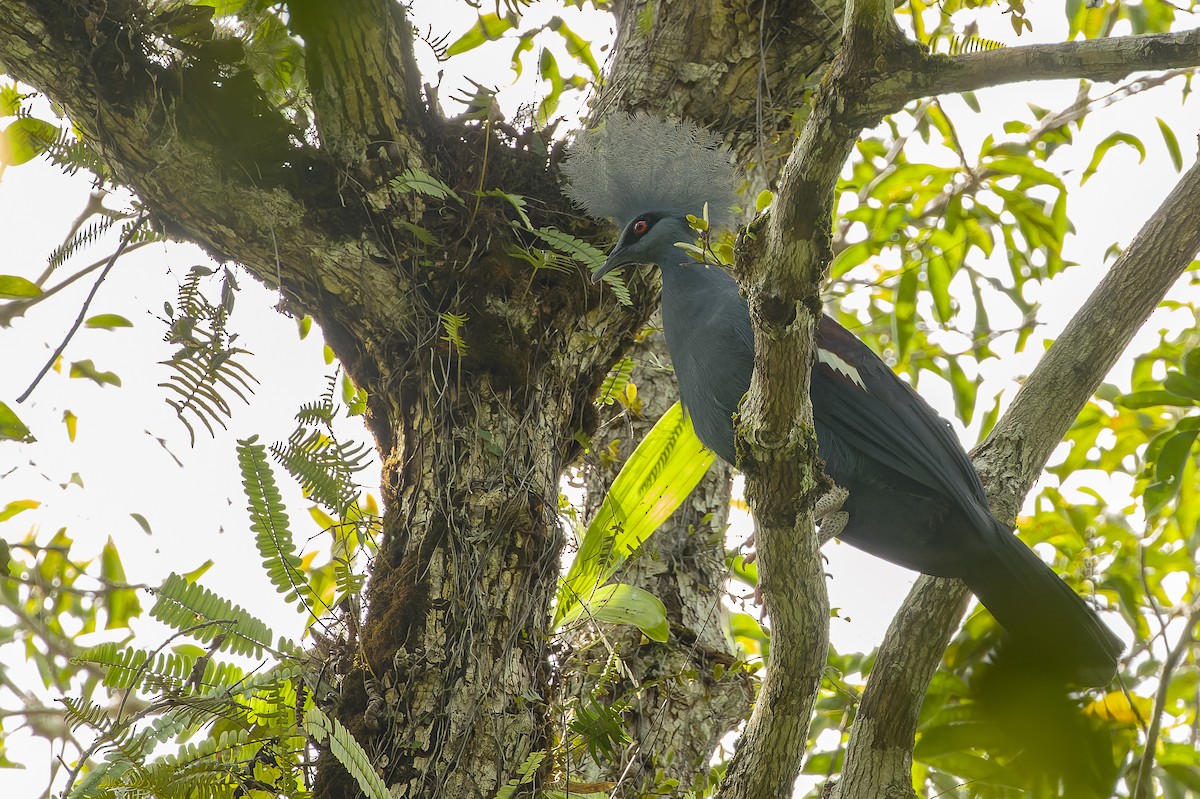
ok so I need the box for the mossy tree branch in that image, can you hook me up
[860,27,1200,121]
[717,2,906,798]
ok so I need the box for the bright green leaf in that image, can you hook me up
[0,401,33,442]
[926,253,953,322]
[1164,370,1200,401]
[1117,390,1193,409]
[554,402,714,626]
[180,559,214,582]
[100,538,141,628]
[556,582,669,642]
[69,360,121,387]
[510,33,536,79]
[84,314,133,330]
[0,274,41,299]
[445,12,517,57]
[1157,117,1183,172]
[548,17,600,78]
[0,83,22,117]
[0,499,39,523]
[1148,428,1198,513]
[0,117,58,166]
[893,264,919,361]
[1080,131,1146,185]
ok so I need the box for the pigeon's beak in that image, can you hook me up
[592,249,636,283]
[591,257,619,282]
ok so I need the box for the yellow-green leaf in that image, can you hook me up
[554,402,714,625]
[0,117,58,166]
[445,12,517,57]
[130,513,153,535]
[1157,117,1183,172]
[0,499,39,522]
[556,583,669,642]
[84,314,133,330]
[69,360,121,387]
[63,409,77,442]
[548,17,600,78]
[0,274,41,299]
[1081,131,1146,185]
[0,401,33,442]
[101,538,141,628]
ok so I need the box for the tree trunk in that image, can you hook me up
[566,323,752,796]
[319,366,573,797]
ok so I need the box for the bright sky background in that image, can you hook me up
[1,1,1197,795]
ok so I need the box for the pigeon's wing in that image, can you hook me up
[812,316,995,532]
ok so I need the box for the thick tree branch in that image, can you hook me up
[0,1,416,332]
[862,27,1200,120]
[287,0,425,180]
[598,0,843,176]
[836,153,1200,799]
[718,3,905,798]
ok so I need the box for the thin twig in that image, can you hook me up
[0,239,153,326]
[16,213,148,403]
[1133,603,1200,799]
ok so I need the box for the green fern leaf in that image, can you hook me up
[306,707,390,799]
[238,437,322,613]
[150,573,280,658]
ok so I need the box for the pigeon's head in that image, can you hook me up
[591,211,694,281]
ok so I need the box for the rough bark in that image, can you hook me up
[715,7,914,798]
[602,0,844,176]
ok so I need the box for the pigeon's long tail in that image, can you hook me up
[961,520,1123,687]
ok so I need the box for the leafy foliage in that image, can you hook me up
[555,401,714,627]
[160,265,258,444]
[150,572,285,659]
[3,1,1200,798]
[239,436,323,617]
[269,380,373,519]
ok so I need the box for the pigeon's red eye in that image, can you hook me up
[633,219,649,235]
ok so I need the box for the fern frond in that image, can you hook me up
[305,707,390,799]
[391,167,462,202]
[597,357,634,406]
[929,34,1006,55]
[60,696,115,736]
[270,428,370,516]
[150,573,280,658]
[238,436,322,616]
[46,216,117,270]
[160,266,258,444]
[439,311,469,356]
[45,129,111,181]
[529,226,606,269]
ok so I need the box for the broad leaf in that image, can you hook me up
[554,401,713,625]
[556,583,669,642]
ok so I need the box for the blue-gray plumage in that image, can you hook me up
[593,209,1122,687]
